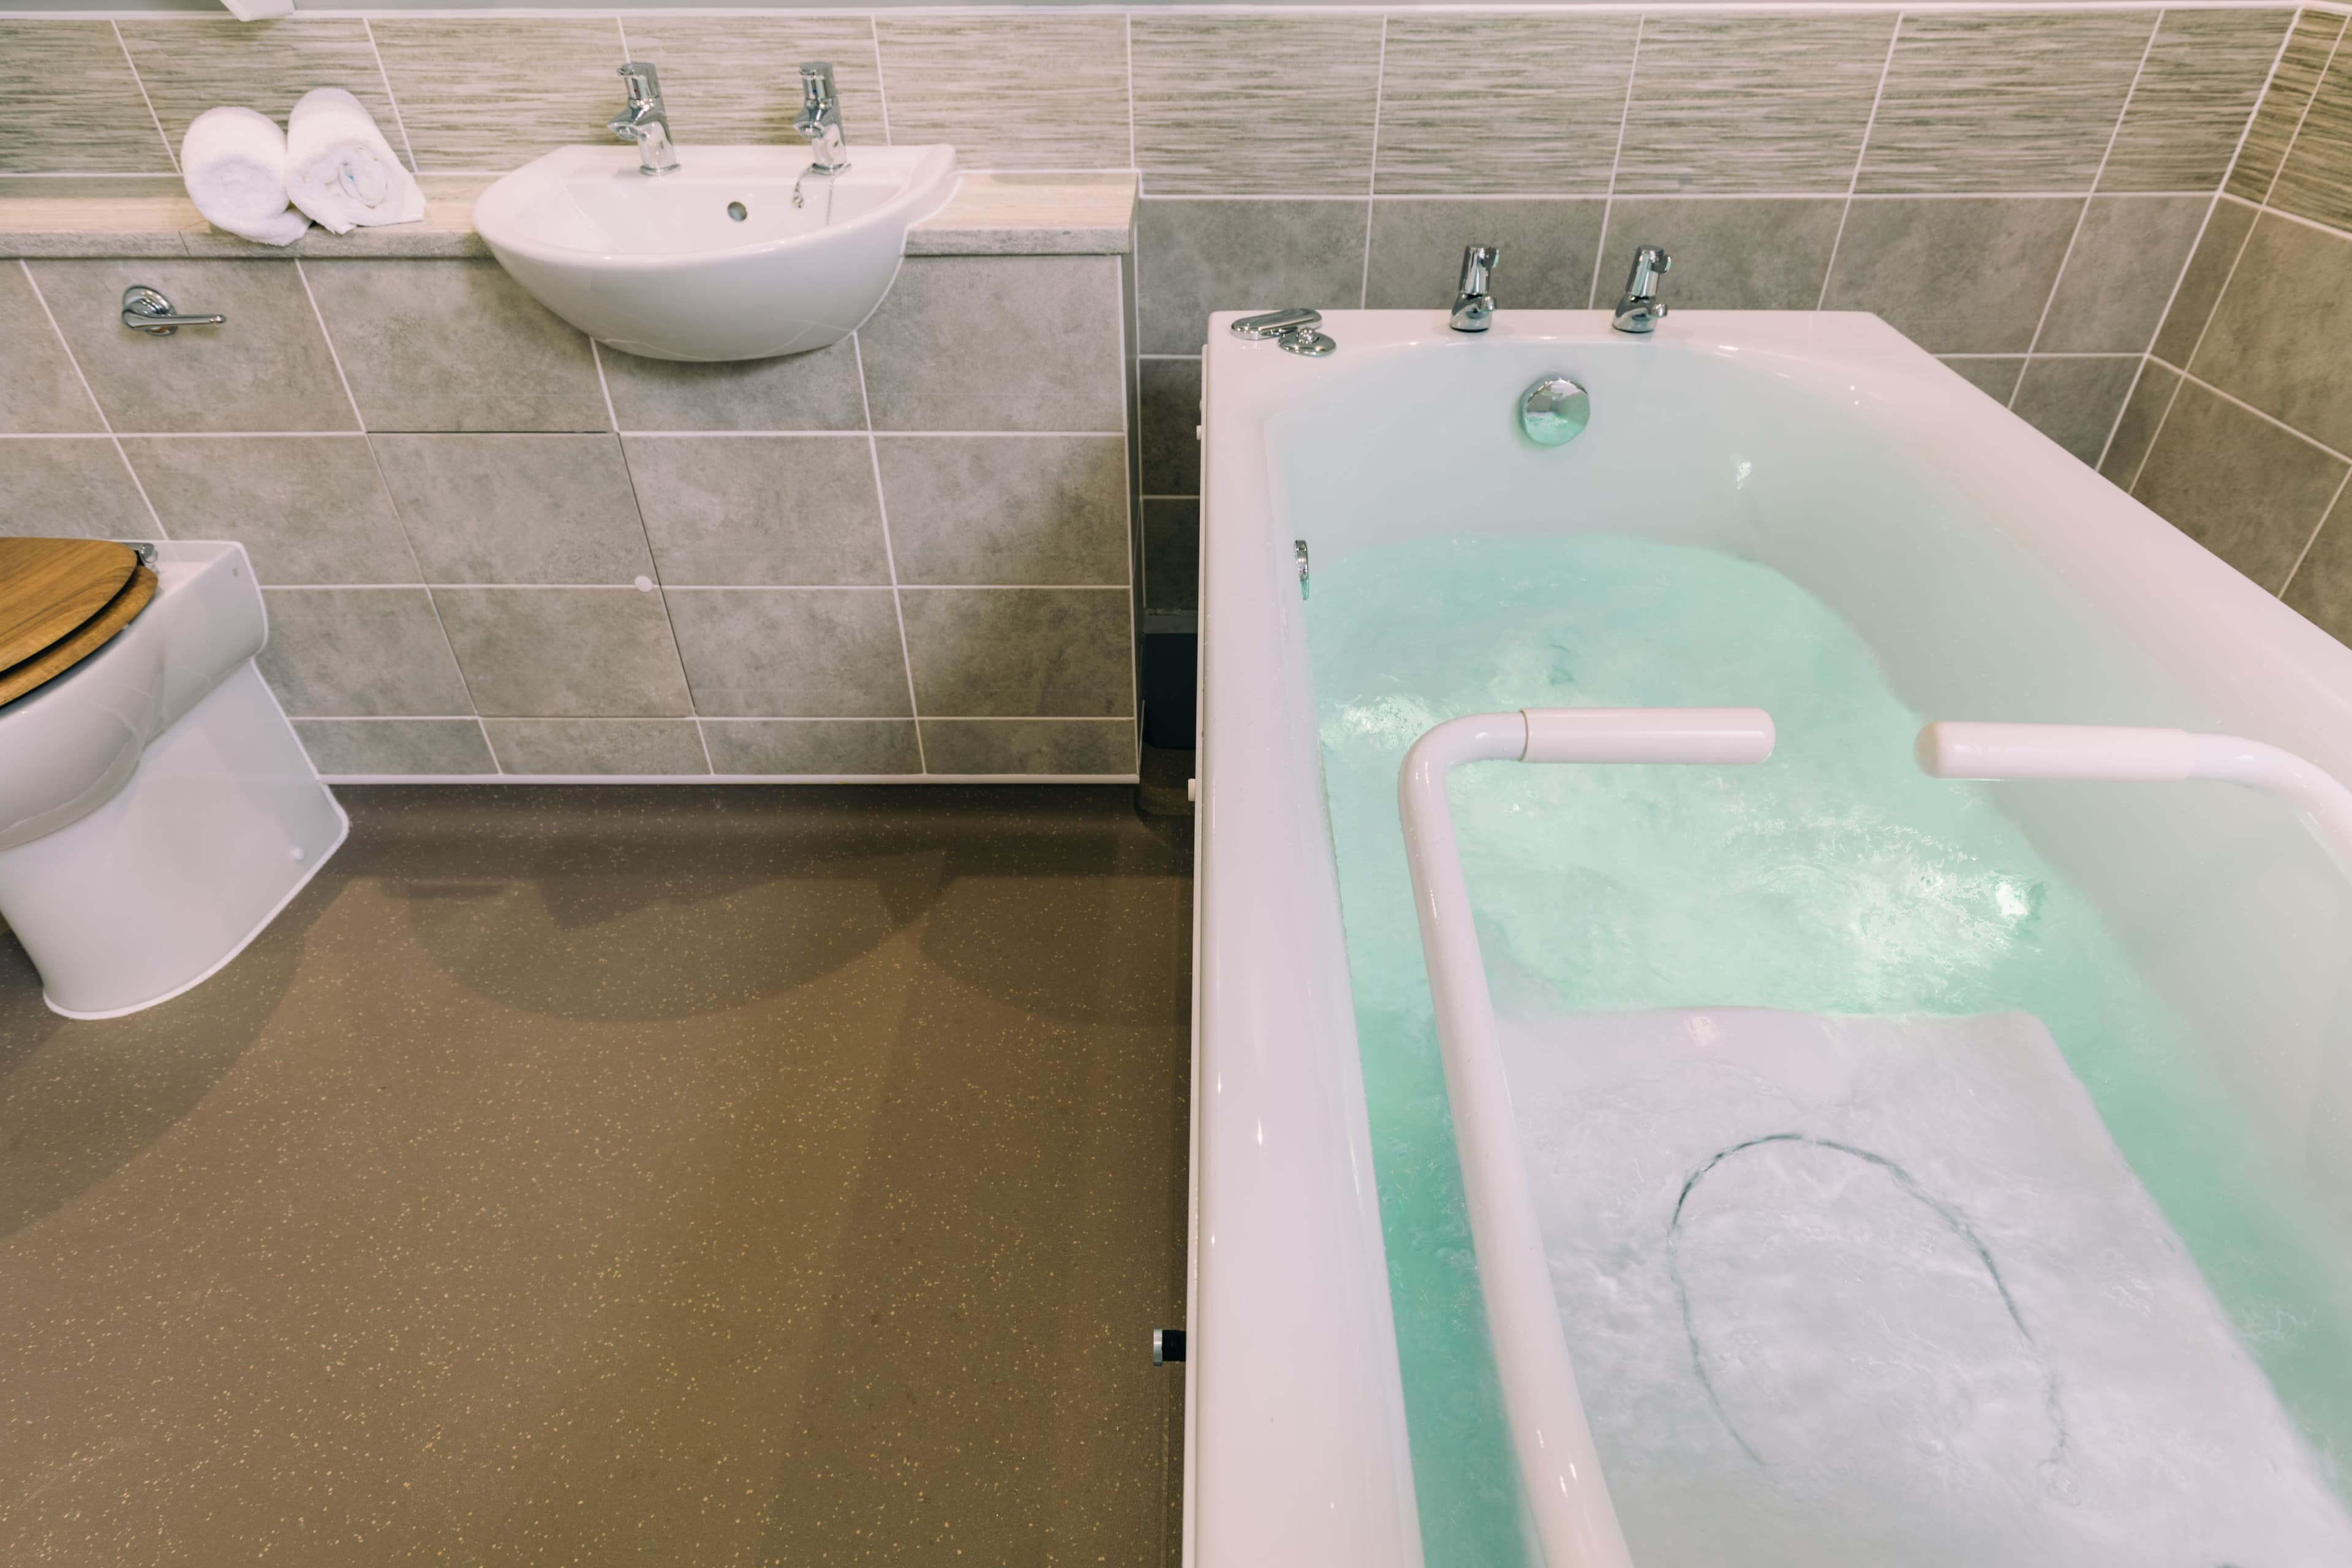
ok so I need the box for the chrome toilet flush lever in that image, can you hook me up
[120,285,224,336]
[609,62,680,176]
[1450,244,1499,333]
[1612,245,1671,335]
[1231,307,1335,357]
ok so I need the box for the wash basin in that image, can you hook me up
[475,143,957,362]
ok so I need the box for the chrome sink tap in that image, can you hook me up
[609,62,679,175]
[796,62,850,175]
[1612,245,1671,334]
[1450,244,1499,333]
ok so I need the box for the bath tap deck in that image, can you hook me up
[1193,308,2352,1565]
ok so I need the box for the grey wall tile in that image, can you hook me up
[482,718,708,775]
[2036,194,2207,354]
[918,718,1135,776]
[1142,497,1198,615]
[2228,11,2345,202]
[622,435,887,586]
[33,259,353,433]
[304,260,607,433]
[1365,199,1605,310]
[881,436,1129,586]
[0,265,102,433]
[1132,16,1384,196]
[701,718,921,775]
[0,439,154,539]
[2132,377,2348,591]
[2100,359,2181,488]
[371,19,622,173]
[2100,10,2292,193]
[123,435,417,585]
[1139,358,1200,496]
[2284,486,2352,641]
[0,22,172,174]
[293,717,494,775]
[622,17,881,150]
[1939,356,2026,402]
[601,339,864,432]
[118,18,409,170]
[900,587,1131,717]
[1616,15,1895,195]
[1136,198,1368,355]
[876,16,1129,170]
[2012,355,2141,465]
[257,587,472,715]
[2153,195,2255,364]
[1372,15,1637,195]
[372,433,652,584]
[432,587,692,717]
[1858,12,2155,194]
[861,257,1125,431]
[2272,45,2352,233]
[666,587,911,717]
[2192,211,2352,455]
[1595,198,1842,309]
[1823,197,2084,354]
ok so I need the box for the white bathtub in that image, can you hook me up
[1189,309,2352,1564]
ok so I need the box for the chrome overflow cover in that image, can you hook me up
[1231,306,1335,357]
[1520,375,1590,447]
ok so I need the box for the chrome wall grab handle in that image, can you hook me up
[121,285,225,335]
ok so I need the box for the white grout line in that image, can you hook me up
[611,13,631,60]
[2278,464,2352,599]
[2154,355,2352,465]
[0,428,1131,441]
[852,330,928,774]
[2012,7,2160,404]
[1359,12,1389,310]
[590,337,621,433]
[263,582,1138,592]
[870,15,894,145]
[111,21,178,176]
[18,258,166,540]
[1819,10,1905,312]
[1591,15,1645,309]
[1129,187,2173,203]
[362,19,421,173]
[1939,350,2139,360]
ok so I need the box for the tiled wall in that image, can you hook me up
[2,252,1136,779]
[2106,9,2352,647]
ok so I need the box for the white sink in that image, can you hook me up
[475,143,957,362]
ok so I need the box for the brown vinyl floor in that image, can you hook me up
[0,786,1193,1566]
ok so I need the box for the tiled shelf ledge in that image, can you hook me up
[0,172,1137,261]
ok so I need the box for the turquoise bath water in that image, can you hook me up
[1305,533,2352,1567]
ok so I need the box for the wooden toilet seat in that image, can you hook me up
[0,538,159,707]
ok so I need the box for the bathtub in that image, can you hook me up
[1189,309,2352,1564]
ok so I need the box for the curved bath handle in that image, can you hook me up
[1917,721,2352,876]
[1397,706,1773,1568]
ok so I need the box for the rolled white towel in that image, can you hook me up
[181,106,311,247]
[286,88,424,235]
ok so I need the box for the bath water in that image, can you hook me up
[1305,533,2352,1567]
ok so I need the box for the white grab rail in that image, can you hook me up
[1917,722,2352,876]
[1396,707,1776,1568]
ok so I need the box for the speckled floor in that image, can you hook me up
[0,786,1192,1566]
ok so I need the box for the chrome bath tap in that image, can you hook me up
[1612,245,1671,334]
[1451,244,1499,333]
[608,62,680,175]
[796,62,850,175]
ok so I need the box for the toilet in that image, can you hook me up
[0,540,346,1018]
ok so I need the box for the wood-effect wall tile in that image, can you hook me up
[1371,14,1637,195]
[1615,14,1895,195]
[2272,45,2352,232]
[876,16,1129,170]
[2100,9,2292,193]
[372,18,624,172]
[1132,15,1384,195]
[118,18,409,170]
[621,17,881,149]
[1858,12,2154,194]
[2228,10,2345,202]
[0,21,172,174]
